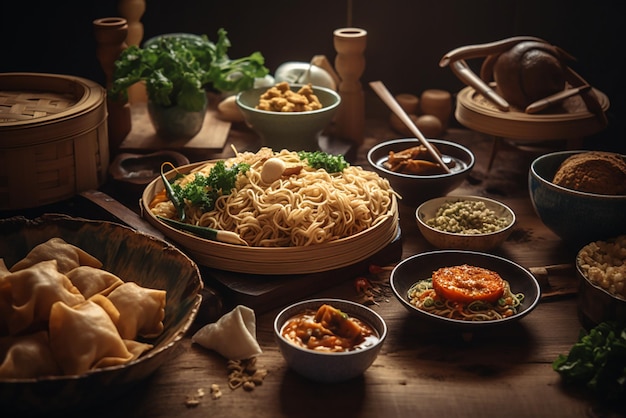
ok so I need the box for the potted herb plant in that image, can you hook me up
[109,28,268,140]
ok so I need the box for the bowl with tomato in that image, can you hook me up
[390,250,541,329]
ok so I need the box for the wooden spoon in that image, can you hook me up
[369,81,451,173]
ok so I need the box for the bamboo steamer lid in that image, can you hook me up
[455,85,610,141]
[0,73,109,210]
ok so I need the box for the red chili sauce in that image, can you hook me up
[281,304,379,352]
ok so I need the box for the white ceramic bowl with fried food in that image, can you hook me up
[274,298,387,382]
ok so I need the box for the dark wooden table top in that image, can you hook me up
[5,110,623,418]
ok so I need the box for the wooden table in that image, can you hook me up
[7,115,622,418]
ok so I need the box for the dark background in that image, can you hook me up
[1,0,623,152]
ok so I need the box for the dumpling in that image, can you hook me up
[5,260,85,335]
[107,282,166,340]
[10,237,102,274]
[0,260,11,335]
[0,331,61,379]
[0,259,9,279]
[48,299,136,375]
[66,266,124,298]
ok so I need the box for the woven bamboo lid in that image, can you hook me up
[455,85,610,141]
[0,72,106,146]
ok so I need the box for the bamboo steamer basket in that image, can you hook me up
[0,72,109,210]
[455,85,610,141]
[141,160,400,275]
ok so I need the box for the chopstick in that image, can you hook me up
[525,85,591,114]
[369,81,452,173]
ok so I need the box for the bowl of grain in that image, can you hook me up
[415,195,515,251]
[576,235,626,328]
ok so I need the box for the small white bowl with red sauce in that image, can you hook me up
[273,298,387,382]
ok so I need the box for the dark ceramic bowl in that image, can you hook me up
[0,214,203,416]
[236,84,340,151]
[390,250,541,330]
[529,150,626,249]
[274,298,387,382]
[367,138,475,207]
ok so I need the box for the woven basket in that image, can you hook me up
[0,72,108,210]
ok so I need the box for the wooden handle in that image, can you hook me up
[451,60,510,111]
[369,81,451,173]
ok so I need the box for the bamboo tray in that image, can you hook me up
[455,85,610,141]
[140,161,400,275]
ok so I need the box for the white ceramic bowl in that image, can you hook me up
[236,84,340,151]
[274,298,387,382]
[416,195,515,251]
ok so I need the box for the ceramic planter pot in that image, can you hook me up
[147,95,207,140]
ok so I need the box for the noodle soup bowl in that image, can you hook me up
[274,298,387,382]
[367,138,475,207]
[236,84,341,151]
[390,250,541,331]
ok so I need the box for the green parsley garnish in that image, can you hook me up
[298,151,349,173]
[171,161,249,211]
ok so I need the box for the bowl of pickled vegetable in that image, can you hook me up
[274,298,387,382]
[415,195,516,251]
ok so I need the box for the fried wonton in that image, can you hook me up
[5,260,85,335]
[66,266,124,298]
[0,331,61,379]
[48,299,136,375]
[10,237,103,274]
[107,282,166,340]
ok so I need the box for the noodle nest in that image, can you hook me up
[149,148,397,247]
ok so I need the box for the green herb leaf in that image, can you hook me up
[298,151,349,173]
[171,161,250,212]
[552,321,626,401]
[109,29,268,109]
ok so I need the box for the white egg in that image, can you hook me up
[261,157,286,184]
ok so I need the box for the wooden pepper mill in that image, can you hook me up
[333,28,367,145]
[93,17,132,156]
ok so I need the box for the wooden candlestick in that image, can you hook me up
[117,0,147,103]
[333,27,367,145]
[93,17,132,155]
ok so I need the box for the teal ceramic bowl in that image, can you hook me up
[236,84,340,151]
[529,150,626,248]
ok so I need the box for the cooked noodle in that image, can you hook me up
[407,278,524,321]
[150,148,396,247]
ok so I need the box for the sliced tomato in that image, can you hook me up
[431,264,505,304]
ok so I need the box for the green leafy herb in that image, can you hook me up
[552,321,626,402]
[298,151,349,173]
[170,161,249,211]
[110,29,268,111]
